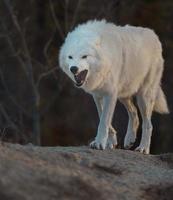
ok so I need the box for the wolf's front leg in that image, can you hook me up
[90,94,117,150]
[106,125,118,149]
[92,94,117,149]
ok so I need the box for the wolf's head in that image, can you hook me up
[59,29,106,92]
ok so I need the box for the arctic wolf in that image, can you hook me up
[59,20,169,154]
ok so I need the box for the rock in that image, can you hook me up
[0,143,172,200]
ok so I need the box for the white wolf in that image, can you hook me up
[59,20,169,154]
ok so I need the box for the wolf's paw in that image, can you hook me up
[124,132,136,149]
[106,134,117,149]
[135,145,150,154]
[90,137,107,150]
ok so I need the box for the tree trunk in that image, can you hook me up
[32,103,41,145]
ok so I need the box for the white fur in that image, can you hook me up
[59,20,169,154]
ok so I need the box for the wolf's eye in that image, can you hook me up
[81,55,87,59]
[68,55,73,59]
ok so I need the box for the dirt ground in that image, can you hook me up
[0,143,172,200]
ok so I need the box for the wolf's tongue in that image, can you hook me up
[74,70,88,83]
[74,75,81,83]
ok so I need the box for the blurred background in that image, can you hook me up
[0,0,172,154]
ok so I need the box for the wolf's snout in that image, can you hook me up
[70,66,78,74]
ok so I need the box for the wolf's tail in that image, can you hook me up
[154,86,169,114]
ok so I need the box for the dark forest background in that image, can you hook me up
[0,0,172,154]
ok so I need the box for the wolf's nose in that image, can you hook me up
[70,66,78,74]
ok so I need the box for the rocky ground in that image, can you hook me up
[0,143,173,200]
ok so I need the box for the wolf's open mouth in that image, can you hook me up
[74,69,88,87]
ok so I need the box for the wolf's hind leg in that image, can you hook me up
[120,98,139,149]
[135,58,163,154]
[135,92,154,154]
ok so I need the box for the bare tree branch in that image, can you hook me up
[64,0,69,34]
[0,103,20,134]
[0,20,29,77]
[43,30,55,67]
[3,0,38,99]
[0,127,9,143]
[1,0,64,145]
[30,57,47,70]
[0,68,31,117]
[70,0,83,29]
[49,0,65,40]
[3,0,21,33]
[36,67,58,88]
